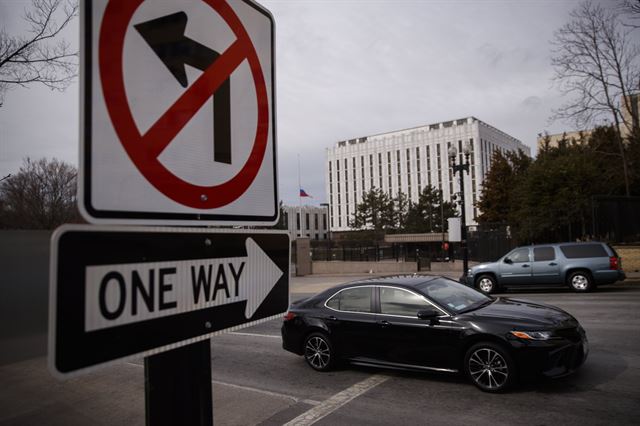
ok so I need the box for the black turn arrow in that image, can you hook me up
[135,12,231,164]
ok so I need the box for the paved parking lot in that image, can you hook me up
[1,277,639,425]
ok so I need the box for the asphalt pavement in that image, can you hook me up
[1,272,639,425]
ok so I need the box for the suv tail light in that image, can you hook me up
[609,256,621,270]
[283,312,296,321]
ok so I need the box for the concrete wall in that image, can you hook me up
[0,230,51,365]
[614,246,640,273]
[296,238,312,276]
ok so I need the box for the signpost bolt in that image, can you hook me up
[205,321,212,329]
[200,194,208,202]
[204,238,212,246]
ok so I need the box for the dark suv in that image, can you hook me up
[465,242,625,294]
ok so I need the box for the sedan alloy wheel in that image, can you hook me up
[465,343,514,392]
[304,333,334,371]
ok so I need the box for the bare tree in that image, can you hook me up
[551,1,640,196]
[0,0,78,106]
[619,0,640,29]
[0,157,80,229]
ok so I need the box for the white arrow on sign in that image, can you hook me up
[84,238,283,332]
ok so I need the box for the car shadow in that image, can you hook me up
[334,346,628,394]
[494,283,635,296]
[346,363,468,385]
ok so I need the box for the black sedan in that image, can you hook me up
[281,275,588,392]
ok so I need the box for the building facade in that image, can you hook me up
[282,205,329,240]
[325,117,530,232]
[536,130,592,149]
[537,93,640,150]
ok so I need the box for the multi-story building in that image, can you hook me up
[620,93,639,138]
[537,93,640,150]
[325,117,530,232]
[282,205,329,240]
[536,130,592,149]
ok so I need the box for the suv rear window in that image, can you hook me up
[534,247,555,261]
[560,244,607,259]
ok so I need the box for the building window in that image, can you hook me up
[314,213,318,229]
[305,213,310,230]
[296,213,300,231]
[378,152,383,188]
[427,145,432,186]
[369,154,374,189]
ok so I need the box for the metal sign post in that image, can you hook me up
[50,226,289,425]
[145,341,213,426]
[60,0,280,423]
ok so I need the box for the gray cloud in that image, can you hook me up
[2,0,582,208]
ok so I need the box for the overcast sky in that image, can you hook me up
[1,0,599,207]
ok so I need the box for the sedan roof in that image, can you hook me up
[336,274,444,289]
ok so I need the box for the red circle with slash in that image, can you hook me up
[99,0,269,209]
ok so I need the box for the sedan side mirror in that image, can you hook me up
[504,258,513,264]
[417,308,440,320]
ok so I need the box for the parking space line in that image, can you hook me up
[212,380,320,405]
[228,332,281,339]
[126,363,321,405]
[283,374,389,426]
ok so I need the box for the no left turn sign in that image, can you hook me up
[80,0,277,225]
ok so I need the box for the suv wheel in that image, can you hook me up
[464,342,515,393]
[476,274,497,294]
[568,271,593,292]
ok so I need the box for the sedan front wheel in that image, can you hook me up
[464,342,515,392]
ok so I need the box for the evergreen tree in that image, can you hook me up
[405,185,457,233]
[390,192,410,232]
[476,150,530,224]
[351,187,394,231]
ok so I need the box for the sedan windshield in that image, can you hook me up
[416,278,491,314]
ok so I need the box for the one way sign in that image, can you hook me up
[80,0,277,225]
[49,225,289,376]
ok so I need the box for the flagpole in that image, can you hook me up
[298,154,301,238]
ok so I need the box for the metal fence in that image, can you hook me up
[311,245,408,262]
[592,196,640,243]
[467,223,515,263]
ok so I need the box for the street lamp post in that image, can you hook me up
[448,143,471,279]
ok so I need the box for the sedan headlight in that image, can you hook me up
[510,330,557,340]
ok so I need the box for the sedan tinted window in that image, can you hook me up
[380,287,428,317]
[534,247,555,261]
[560,244,607,258]
[417,278,490,314]
[326,287,372,313]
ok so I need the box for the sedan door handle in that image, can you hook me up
[326,316,338,321]
[378,320,391,328]
[522,264,530,268]
[549,262,558,266]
